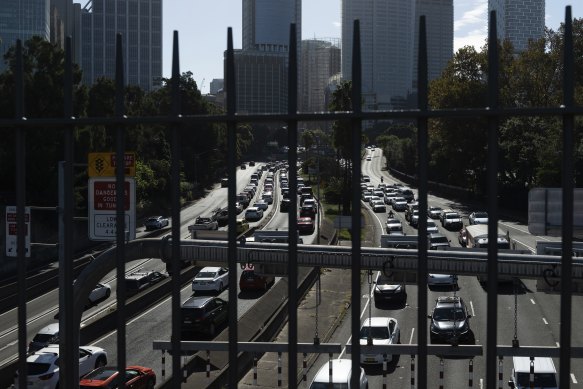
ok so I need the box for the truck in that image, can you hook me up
[463,224,510,249]
[188,215,219,231]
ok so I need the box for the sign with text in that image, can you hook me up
[89,178,136,241]
[5,206,31,257]
[88,152,136,177]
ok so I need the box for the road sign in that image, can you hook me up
[5,206,31,257]
[88,152,136,177]
[88,178,136,241]
[528,188,583,237]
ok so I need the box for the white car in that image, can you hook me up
[392,197,408,211]
[468,211,488,225]
[253,200,269,211]
[192,266,229,292]
[88,282,111,304]
[309,358,368,389]
[427,273,458,287]
[144,215,169,230]
[426,219,439,234]
[14,345,107,389]
[371,199,386,213]
[359,316,400,364]
[385,218,403,234]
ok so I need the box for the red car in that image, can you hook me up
[297,216,315,234]
[79,366,155,388]
[299,205,316,219]
[239,265,275,291]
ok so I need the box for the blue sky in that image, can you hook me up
[161,1,579,93]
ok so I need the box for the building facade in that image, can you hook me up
[342,0,453,110]
[300,38,341,114]
[242,0,301,52]
[80,0,162,91]
[489,0,545,53]
[0,0,51,73]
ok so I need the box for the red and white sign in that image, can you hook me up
[89,178,136,241]
[5,206,31,257]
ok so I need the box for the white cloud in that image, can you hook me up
[454,1,488,32]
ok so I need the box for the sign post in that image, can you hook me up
[5,206,31,257]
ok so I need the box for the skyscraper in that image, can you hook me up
[489,0,545,52]
[232,0,301,113]
[0,0,51,73]
[300,38,341,113]
[342,0,453,110]
[80,0,162,91]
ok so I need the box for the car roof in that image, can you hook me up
[200,266,222,272]
[37,322,59,335]
[182,295,217,308]
[313,358,353,383]
[512,356,556,373]
[362,316,393,327]
[436,296,463,306]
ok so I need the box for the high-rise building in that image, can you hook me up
[300,39,341,113]
[0,0,51,73]
[80,0,162,91]
[231,0,301,113]
[209,78,224,95]
[342,0,453,110]
[489,0,545,52]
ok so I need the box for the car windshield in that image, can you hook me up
[241,270,256,279]
[516,373,557,387]
[474,212,488,218]
[433,307,466,321]
[82,367,117,380]
[359,325,390,340]
[197,272,217,278]
[182,307,204,319]
[446,213,458,219]
[32,333,54,343]
[27,362,51,375]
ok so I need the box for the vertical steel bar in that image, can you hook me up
[114,32,127,388]
[58,36,79,389]
[287,22,299,389]
[416,16,429,389]
[350,18,362,389]
[560,6,574,389]
[15,38,27,389]
[486,10,500,389]
[169,30,182,388]
[225,27,239,389]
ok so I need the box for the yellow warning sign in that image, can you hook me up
[88,152,136,177]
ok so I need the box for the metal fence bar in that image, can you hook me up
[560,7,574,389]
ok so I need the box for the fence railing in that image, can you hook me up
[4,6,582,389]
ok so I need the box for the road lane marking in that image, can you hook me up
[480,378,483,389]
[470,300,476,317]
[571,373,578,384]
[409,328,415,344]
[542,317,548,325]
[530,298,536,304]
[556,342,561,347]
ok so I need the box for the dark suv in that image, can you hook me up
[181,296,228,337]
[125,271,167,296]
[428,296,472,344]
[428,233,451,250]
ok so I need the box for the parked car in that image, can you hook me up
[428,296,472,344]
[373,272,406,303]
[15,345,108,389]
[78,365,156,388]
[239,265,275,292]
[245,206,264,221]
[297,216,315,234]
[192,266,229,293]
[144,216,169,230]
[359,316,400,364]
[309,359,368,389]
[181,296,228,336]
[468,211,489,225]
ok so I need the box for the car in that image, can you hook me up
[125,270,167,296]
[236,193,250,207]
[240,163,246,169]
[88,282,111,305]
[144,216,169,230]
[245,206,264,221]
[28,323,60,353]
[468,211,489,225]
[359,316,400,364]
[409,209,420,227]
[236,218,249,234]
[508,356,558,389]
[249,161,255,166]
[297,216,315,234]
[373,272,406,303]
[15,345,108,389]
[78,365,156,389]
[372,189,384,198]
[428,296,472,344]
[192,215,219,230]
[361,190,373,202]
[366,156,371,161]
[192,266,229,293]
[426,219,439,234]
[371,199,386,213]
[392,197,408,211]
[362,175,370,182]
[280,198,291,212]
[239,265,275,291]
[385,217,403,234]
[428,233,451,250]
[384,191,398,205]
[441,211,463,230]
[405,202,419,221]
[429,206,443,219]
[309,358,368,389]
[302,198,318,212]
[458,227,467,246]
[300,204,317,219]
[220,178,229,187]
[253,200,269,211]
[181,296,228,336]
[399,187,415,202]
[368,195,382,205]
[261,191,274,204]
[427,273,458,287]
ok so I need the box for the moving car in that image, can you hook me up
[428,206,443,219]
[309,358,368,389]
[427,273,458,287]
[253,200,269,211]
[181,296,228,336]
[426,219,439,234]
[468,211,488,225]
[428,296,472,344]
[300,204,317,219]
[508,356,558,389]
[371,199,387,213]
[297,216,315,234]
[245,207,264,221]
[373,272,406,303]
[428,233,451,250]
[385,218,403,234]
[28,323,60,353]
[15,345,108,389]
[192,266,229,293]
[392,197,408,211]
[441,211,463,230]
[125,271,167,296]
[359,316,400,364]
[88,282,111,305]
[78,365,156,388]
[239,265,275,291]
[144,216,169,230]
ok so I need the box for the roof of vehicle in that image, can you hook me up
[362,316,393,327]
[199,266,222,272]
[37,322,59,335]
[512,356,556,373]
[125,270,158,280]
[312,358,353,383]
[436,296,463,306]
[182,295,217,308]
[246,206,260,212]
[298,217,313,223]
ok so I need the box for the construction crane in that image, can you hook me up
[199,78,205,93]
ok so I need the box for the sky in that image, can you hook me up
[160,1,579,94]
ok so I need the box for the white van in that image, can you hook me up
[508,356,558,389]
[309,358,368,389]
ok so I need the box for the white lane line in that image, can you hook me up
[542,317,548,325]
[409,328,415,344]
[470,300,476,317]
[571,373,578,384]
[480,378,484,389]
[340,285,373,359]
[556,342,561,347]
[530,298,536,305]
